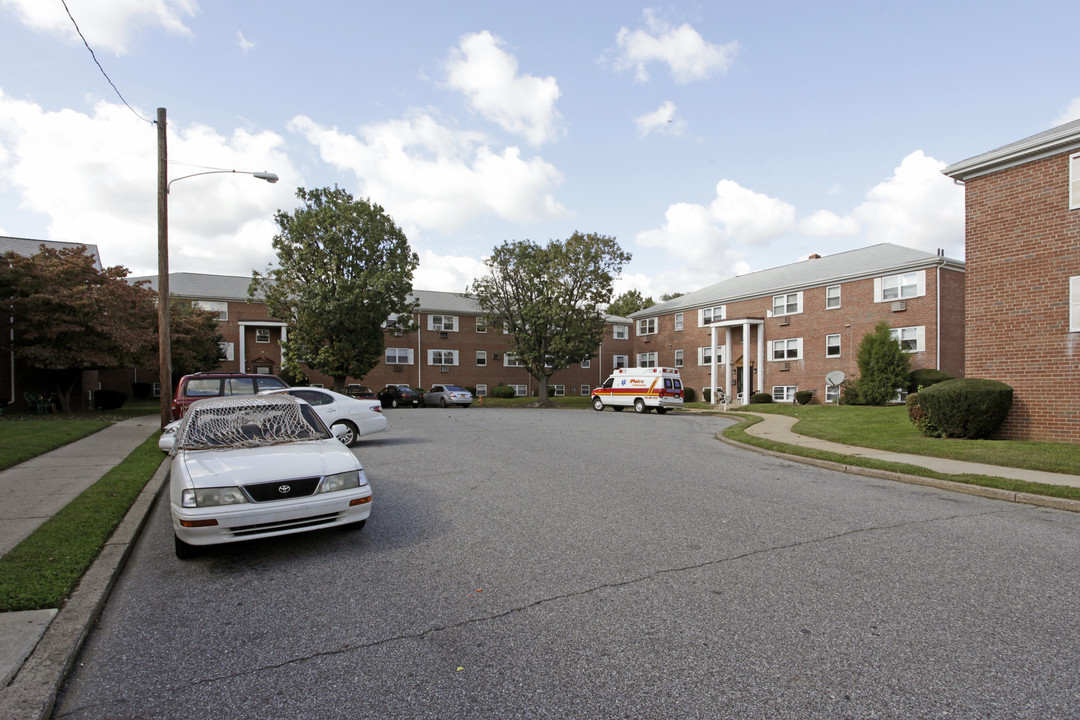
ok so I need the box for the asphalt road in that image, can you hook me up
[55,408,1080,719]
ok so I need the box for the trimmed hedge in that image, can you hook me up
[916,378,1013,439]
[490,384,516,399]
[794,390,813,405]
[751,393,773,404]
[908,368,954,394]
[683,387,696,403]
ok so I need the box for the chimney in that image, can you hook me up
[808,253,821,260]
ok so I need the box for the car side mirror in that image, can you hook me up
[332,424,349,440]
[160,434,176,452]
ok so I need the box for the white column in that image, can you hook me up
[709,324,718,405]
[724,327,732,405]
[756,323,764,394]
[742,320,750,402]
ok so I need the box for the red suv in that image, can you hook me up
[170,372,289,420]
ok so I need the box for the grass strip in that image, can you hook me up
[721,413,1080,502]
[0,420,110,471]
[0,434,166,612]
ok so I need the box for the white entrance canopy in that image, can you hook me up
[707,317,765,406]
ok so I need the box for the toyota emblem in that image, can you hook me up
[278,485,291,494]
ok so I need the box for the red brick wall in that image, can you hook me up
[963,153,1080,442]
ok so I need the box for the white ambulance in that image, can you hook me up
[591,367,684,414]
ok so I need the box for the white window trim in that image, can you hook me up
[580,358,591,369]
[637,317,657,336]
[550,384,566,397]
[255,328,271,344]
[476,350,487,366]
[580,385,591,396]
[1071,153,1080,211]
[699,305,726,326]
[874,271,926,303]
[674,349,684,367]
[475,317,487,333]
[476,384,488,397]
[769,338,803,361]
[510,384,528,397]
[504,353,524,368]
[890,326,926,353]
[1070,276,1080,332]
[427,349,459,366]
[772,385,797,402]
[697,345,726,365]
[613,354,628,369]
[637,351,658,367]
[771,292,803,317]
[195,300,228,321]
[826,285,841,310]
[219,342,235,362]
[825,334,841,357]
[385,347,414,365]
[612,324,629,340]
[428,314,459,332]
[674,312,684,331]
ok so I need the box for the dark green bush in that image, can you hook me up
[905,392,941,437]
[465,386,477,396]
[751,393,773,404]
[794,390,813,405]
[490,384,516,399]
[93,390,128,410]
[917,378,1013,439]
[702,387,712,403]
[908,368,954,394]
[683,387,696,403]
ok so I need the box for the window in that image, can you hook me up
[875,271,925,302]
[510,384,528,397]
[580,385,591,396]
[770,338,802,360]
[674,312,684,331]
[1070,276,1080,332]
[772,292,802,316]
[638,352,658,368]
[476,384,488,397]
[581,357,591,369]
[385,348,413,364]
[674,349,684,367]
[550,385,565,397]
[699,306,726,325]
[428,349,459,366]
[476,351,487,366]
[889,326,925,353]
[428,315,458,332]
[1071,153,1080,210]
[613,354,628,369]
[504,353,524,367]
[826,285,841,310]
[698,345,727,365]
[826,334,841,357]
[194,300,228,321]
[475,317,487,333]
[825,383,840,404]
[772,385,797,402]
[255,328,271,344]
[612,324,629,340]
[219,342,234,362]
[637,318,657,335]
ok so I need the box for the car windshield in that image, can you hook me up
[174,395,330,451]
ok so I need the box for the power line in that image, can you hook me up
[60,0,153,125]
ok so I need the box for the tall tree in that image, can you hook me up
[853,321,912,405]
[167,299,225,379]
[607,289,654,317]
[469,232,631,404]
[250,187,419,392]
[0,246,157,411]
[659,291,684,302]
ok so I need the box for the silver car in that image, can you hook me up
[423,384,473,408]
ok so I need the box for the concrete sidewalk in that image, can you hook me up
[0,416,164,719]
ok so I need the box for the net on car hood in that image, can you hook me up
[174,394,326,451]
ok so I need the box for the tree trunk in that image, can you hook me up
[534,372,553,405]
[332,376,347,393]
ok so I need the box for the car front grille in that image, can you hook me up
[228,512,340,537]
[243,476,321,502]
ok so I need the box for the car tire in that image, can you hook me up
[634,398,646,414]
[174,534,200,560]
[390,398,399,408]
[341,519,366,532]
[656,407,668,415]
[440,398,447,408]
[592,397,605,411]
[612,406,624,412]
[462,404,471,408]
[333,421,359,447]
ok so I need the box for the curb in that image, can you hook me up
[0,459,170,720]
[717,432,1080,514]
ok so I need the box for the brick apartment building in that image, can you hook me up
[627,243,965,404]
[944,118,1080,443]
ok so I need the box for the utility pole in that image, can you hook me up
[157,107,171,429]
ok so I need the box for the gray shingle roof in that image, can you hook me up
[129,273,255,301]
[943,118,1080,181]
[630,243,963,319]
[0,235,102,269]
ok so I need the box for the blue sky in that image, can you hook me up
[1,0,1077,298]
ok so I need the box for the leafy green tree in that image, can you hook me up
[469,232,631,404]
[167,299,225,380]
[853,321,911,405]
[250,187,419,392]
[607,289,654,317]
[0,246,157,412]
[659,291,684,302]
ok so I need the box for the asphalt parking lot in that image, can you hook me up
[55,408,1080,719]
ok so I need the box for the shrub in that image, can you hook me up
[465,386,477,396]
[702,387,712,403]
[853,321,912,405]
[751,393,773,404]
[683,387,696,403]
[490,384,516,399]
[794,390,813,405]
[908,368,954,394]
[905,392,941,437]
[917,378,1013,439]
[131,382,152,400]
[93,390,128,410]
[838,379,861,405]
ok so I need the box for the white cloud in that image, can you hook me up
[414,249,488,294]
[635,100,686,138]
[1052,97,1080,127]
[0,90,296,276]
[287,111,571,235]
[444,30,562,147]
[237,30,255,53]
[799,209,859,237]
[614,9,739,84]
[1,0,197,54]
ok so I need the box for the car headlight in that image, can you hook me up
[321,469,368,493]
[182,487,248,508]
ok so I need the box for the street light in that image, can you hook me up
[156,107,278,428]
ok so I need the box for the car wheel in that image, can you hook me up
[341,519,366,532]
[440,398,447,408]
[592,397,604,411]
[462,404,471,408]
[634,398,646,414]
[174,534,200,560]
[612,406,624,412]
[656,407,668,415]
[390,398,399,408]
[334,421,359,447]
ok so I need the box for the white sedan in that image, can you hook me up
[263,387,387,446]
[161,394,373,559]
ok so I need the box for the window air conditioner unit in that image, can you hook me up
[642,337,650,343]
[779,316,790,326]
[392,365,403,373]
[393,331,402,336]
[781,362,791,371]
[891,301,907,312]
[492,353,501,360]
[440,366,449,373]
[439,331,448,339]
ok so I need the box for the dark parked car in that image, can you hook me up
[345,384,377,399]
[377,384,423,408]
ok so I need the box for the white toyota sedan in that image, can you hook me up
[162,394,373,559]
[263,387,387,446]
